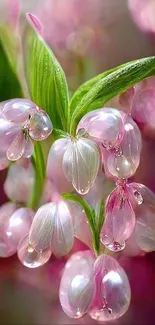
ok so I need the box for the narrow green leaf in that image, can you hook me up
[70,57,155,135]
[0,40,23,100]
[96,201,105,235]
[52,128,69,140]
[70,62,128,112]
[22,15,69,131]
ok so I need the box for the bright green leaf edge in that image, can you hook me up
[22,18,69,131]
[70,57,155,135]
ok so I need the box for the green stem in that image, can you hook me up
[62,193,101,255]
[29,142,46,210]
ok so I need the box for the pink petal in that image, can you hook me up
[101,186,135,251]
[128,0,155,33]
[132,88,155,126]
[129,182,155,206]
[29,200,74,257]
[77,108,124,148]
[59,251,95,318]
[2,99,37,124]
[29,110,53,141]
[23,139,34,158]
[47,138,73,193]
[107,115,142,179]
[4,161,34,203]
[0,202,17,257]
[0,114,20,150]
[89,254,131,322]
[17,234,51,268]
[135,204,155,252]
[6,131,28,161]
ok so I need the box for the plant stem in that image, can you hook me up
[29,142,46,210]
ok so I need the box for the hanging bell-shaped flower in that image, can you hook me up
[89,254,131,322]
[101,185,136,252]
[62,137,100,194]
[77,108,124,148]
[107,114,142,179]
[59,251,96,318]
[29,200,74,257]
[129,182,155,252]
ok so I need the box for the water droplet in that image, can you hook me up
[134,190,143,205]
[105,241,125,252]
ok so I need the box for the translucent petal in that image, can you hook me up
[2,98,37,124]
[69,202,93,248]
[23,139,34,158]
[129,182,155,207]
[47,138,73,193]
[107,115,142,178]
[132,88,155,125]
[0,151,9,171]
[4,160,34,203]
[6,131,28,161]
[0,202,17,257]
[29,110,53,141]
[59,251,95,318]
[17,234,51,268]
[0,114,20,150]
[135,204,155,252]
[77,108,124,148]
[62,137,100,194]
[101,186,135,252]
[89,254,131,322]
[29,200,74,256]
[6,207,34,246]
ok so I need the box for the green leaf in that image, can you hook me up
[70,57,155,135]
[22,15,69,131]
[70,62,128,112]
[62,192,100,255]
[0,40,23,100]
[29,142,45,210]
[52,128,69,140]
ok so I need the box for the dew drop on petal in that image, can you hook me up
[17,235,51,268]
[29,110,53,141]
[62,137,100,194]
[7,131,28,161]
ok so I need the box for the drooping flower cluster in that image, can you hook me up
[59,251,131,321]
[1,95,155,322]
[0,98,53,164]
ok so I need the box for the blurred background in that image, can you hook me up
[0,0,155,324]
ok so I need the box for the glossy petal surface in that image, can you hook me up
[0,115,20,151]
[89,254,131,321]
[17,235,51,268]
[107,115,142,178]
[77,108,124,147]
[29,201,74,256]
[101,186,135,251]
[2,98,37,124]
[0,202,17,257]
[59,251,95,318]
[62,137,100,194]
[47,138,73,193]
[29,110,53,141]
[4,160,34,203]
[7,131,28,161]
